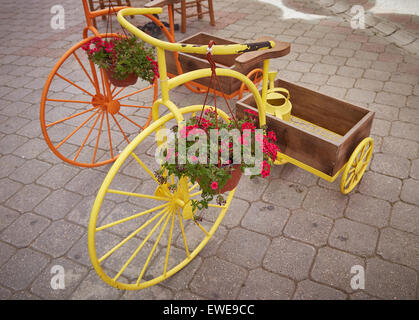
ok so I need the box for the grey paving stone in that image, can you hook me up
[262,179,307,210]
[382,136,418,160]
[400,179,419,206]
[350,291,380,300]
[0,213,50,248]
[370,153,410,179]
[65,169,107,196]
[346,88,376,103]
[9,291,42,300]
[5,183,50,213]
[32,220,84,258]
[0,116,29,134]
[201,197,249,229]
[280,164,319,186]
[345,193,391,228]
[0,205,19,232]
[329,218,379,257]
[303,186,348,219]
[173,290,204,300]
[0,241,16,268]
[241,201,289,237]
[263,236,315,281]
[377,227,419,271]
[359,171,402,202]
[66,195,115,227]
[0,248,49,291]
[9,159,51,184]
[34,189,82,220]
[189,256,247,299]
[30,257,89,300]
[36,163,80,190]
[391,121,419,142]
[367,103,398,121]
[0,178,22,203]
[390,202,419,236]
[217,228,270,269]
[0,154,25,178]
[70,270,123,300]
[284,209,333,247]
[234,175,269,202]
[293,279,347,300]
[0,286,11,299]
[12,138,48,159]
[238,268,295,300]
[311,247,364,293]
[122,285,173,300]
[409,159,419,180]
[365,257,417,300]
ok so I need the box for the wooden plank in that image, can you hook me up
[334,111,374,175]
[274,79,368,136]
[236,96,340,176]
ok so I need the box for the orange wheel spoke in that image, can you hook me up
[112,86,127,99]
[56,72,94,97]
[46,98,92,104]
[92,111,105,164]
[72,51,97,91]
[46,106,97,128]
[105,112,114,159]
[56,108,101,149]
[100,68,107,96]
[111,113,130,144]
[117,112,144,130]
[115,84,154,101]
[120,104,152,109]
[73,110,103,161]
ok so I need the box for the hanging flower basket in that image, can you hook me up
[82,35,159,87]
[104,66,138,87]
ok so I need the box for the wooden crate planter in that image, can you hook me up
[236,79,375,177]
[165,32,263,95]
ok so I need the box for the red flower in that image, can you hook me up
[211,181,218,190]
[241,121,256,132]
[268,130,277,142]
[244,109,258,117]
[261,160,271,178]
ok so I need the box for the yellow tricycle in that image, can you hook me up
[88,7,374,290]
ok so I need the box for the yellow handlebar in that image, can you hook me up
[117,8,275,55]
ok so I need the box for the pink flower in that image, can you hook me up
[244,109,258,117]
[211,181,218,190]
[189,155,198,163]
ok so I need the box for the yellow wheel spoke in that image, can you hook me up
[207,203,227,209]
[188,183,199,192]
[194,220,209,236]
[98,206,169,263]
[164,212,176,276]
[113,209,170,282]
[131,152,159,184]
[136,210,173,285]
[190,190,203,198]
[107,189,168,201]
[96,203,169,232]
[177,208,190,258]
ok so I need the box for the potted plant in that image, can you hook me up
[156,108,280,214]
[82,35,159,87]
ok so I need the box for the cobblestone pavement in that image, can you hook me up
[0,0,418,300]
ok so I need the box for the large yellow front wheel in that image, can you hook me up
[88,105,234,290]
[340,137,374,194]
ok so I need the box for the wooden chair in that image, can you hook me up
[146,0,215,33]
[87,0,132,27]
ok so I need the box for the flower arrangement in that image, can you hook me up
[156,108,280,212]
[82,35,158,86]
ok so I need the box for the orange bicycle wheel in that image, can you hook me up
[40,33,158,167]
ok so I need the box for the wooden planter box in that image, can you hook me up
[236,79,375,177]
[165,32,263,95]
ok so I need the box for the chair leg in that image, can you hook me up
[196,0,203,19]
[208,0,215,26]
[88,0,98,28]
[99,0,106,20]
[181,0,187,33]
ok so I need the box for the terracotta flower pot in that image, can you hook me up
[105,67,138,87]
[218,164,243,193]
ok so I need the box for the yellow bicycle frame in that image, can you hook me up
[117,7,274,127]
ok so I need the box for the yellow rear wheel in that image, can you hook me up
[88,105,234,290]
[341,137,374,194]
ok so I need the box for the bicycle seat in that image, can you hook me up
[235,37,290,69]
